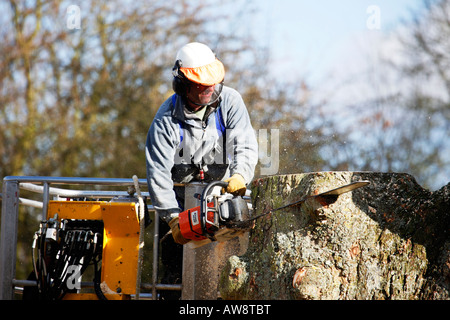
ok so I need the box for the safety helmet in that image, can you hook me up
[172,42,225,106]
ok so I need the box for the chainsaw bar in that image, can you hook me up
[318,181,370,196]
[248,180,370,222]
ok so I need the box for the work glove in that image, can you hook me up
[168,217,190,245]
[223,174,247,196]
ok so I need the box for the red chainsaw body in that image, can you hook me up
[178,202,216,240]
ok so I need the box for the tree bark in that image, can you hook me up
[219,171,449,300]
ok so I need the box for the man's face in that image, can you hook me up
[187,83,215,107]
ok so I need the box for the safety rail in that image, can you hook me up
[0,176,183,300]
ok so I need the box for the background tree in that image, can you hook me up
[0,0,331,181]
[0,0,331,282]
[319,0,449,191]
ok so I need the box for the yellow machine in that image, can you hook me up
[30,199,144,300]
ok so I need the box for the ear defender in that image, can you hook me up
[172,59,188,96]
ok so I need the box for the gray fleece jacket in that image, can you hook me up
[145,86,258,221]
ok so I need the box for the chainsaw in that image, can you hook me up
[178,181,253,246]
[177,179,370,248]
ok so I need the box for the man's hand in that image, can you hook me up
[168,217,190,245]
[223,173,247,196]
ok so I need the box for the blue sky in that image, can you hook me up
[252,0,426,84]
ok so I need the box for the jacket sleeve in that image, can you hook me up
[145,117,180,222]
[222,89,258,184]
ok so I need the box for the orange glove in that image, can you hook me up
[223,174,247,196]
[168,217,190,245]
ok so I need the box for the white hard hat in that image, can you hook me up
[176,42,215,68]
[174,42,225,86]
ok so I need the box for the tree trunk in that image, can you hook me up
[219,171,449,300]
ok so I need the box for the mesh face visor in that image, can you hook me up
[196,81,223,106]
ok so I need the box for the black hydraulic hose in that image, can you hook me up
[93,258,108,300]
[78,233,94,277]
[32,219,106,300]
[38,226,48,297]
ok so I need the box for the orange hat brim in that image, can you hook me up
[180,59,225,86]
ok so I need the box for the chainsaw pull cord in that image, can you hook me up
[133,175,145,300]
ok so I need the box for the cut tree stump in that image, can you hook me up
[218,171,449,300]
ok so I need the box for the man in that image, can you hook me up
[145,42,258,298]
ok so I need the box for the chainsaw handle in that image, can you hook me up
[200,181,228,236]
[201,180,228,196]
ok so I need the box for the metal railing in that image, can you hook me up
[0,175,182,300]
